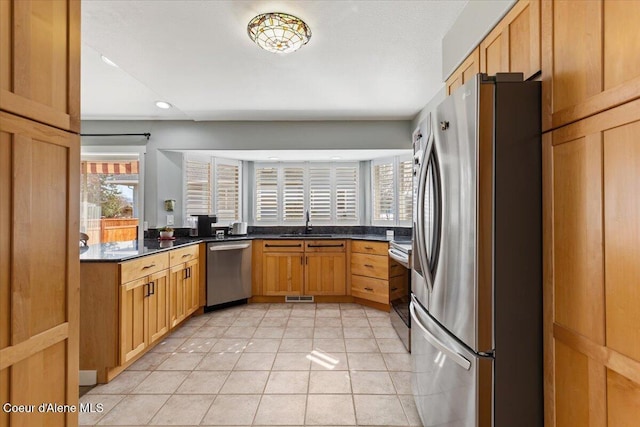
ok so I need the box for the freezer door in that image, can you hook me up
[428,75,495,353]
[411,298,492,427]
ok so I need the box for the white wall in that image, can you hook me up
[441,0,516,80]
[81,120,412,226]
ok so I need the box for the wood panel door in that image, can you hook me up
[544,98,640,427]
[169,265,186,328]
[263,253,304,296]
[147,270,170,345]
[184,259,200,315]
[304,253,347,296]
[446,47,480,96]
[119,277,148,364]
[0,0,80,132]
[479,0,540,79]
[541,0,640,131]
[0,111,79,427]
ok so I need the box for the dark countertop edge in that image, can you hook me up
[80,234,411,263]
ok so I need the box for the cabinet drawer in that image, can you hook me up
[263,240,304,252]
[120,252,169,283]
[305,240,346,252]
[351,253,388,280]
[389,260,407,278]
[351,275,389,305]
[169,244,199,267]
[351,240,388,255]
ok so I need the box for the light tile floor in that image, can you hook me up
[80,303,421,426]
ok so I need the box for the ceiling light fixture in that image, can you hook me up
[268,156,280,160]
[155,101,172,109]
[247,12,311,54]
[100,55,118,67]
[330,156,342,160]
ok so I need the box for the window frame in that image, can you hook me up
[370,155,413,227]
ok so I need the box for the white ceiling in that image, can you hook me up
[81,0,468,121]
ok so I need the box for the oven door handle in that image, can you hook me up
[388,248,409,269]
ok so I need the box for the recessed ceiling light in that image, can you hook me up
[155,101,172,109]
[100,55,118,68]
[268,156,280,160]
[330,156,342,160]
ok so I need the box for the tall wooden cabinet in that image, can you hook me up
[445,47,480,96]
[0,1,80,426]
[544,98,640,427]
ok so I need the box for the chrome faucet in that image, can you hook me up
[305,209,312,233]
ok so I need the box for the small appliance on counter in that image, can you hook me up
[190,214,218,237]
[229,221,248,236]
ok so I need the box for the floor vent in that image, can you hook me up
[285,295,315,303]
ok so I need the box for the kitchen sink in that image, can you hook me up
[279,233,333,238]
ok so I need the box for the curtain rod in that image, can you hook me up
[80,133,151,140]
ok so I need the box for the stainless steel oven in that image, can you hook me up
[388,241,411,351]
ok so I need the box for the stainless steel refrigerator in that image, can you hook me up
[411,73,542,427]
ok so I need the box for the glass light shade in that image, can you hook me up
[247,12,311,54]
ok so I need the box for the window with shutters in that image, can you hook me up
[184,156,242,221]
[371,156,412,226]
[214,158,242,222]
[253,162,359,225]
[184,159,212,216]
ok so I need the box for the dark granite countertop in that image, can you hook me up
[80,233,411,263]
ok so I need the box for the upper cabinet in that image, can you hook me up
[542,0,640,131]
[0,0,80,132]
[446,47,480,96]
[479,0,540,80]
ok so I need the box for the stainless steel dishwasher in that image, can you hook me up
[206,240,252,307]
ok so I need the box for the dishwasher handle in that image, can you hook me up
[209,242,251,251]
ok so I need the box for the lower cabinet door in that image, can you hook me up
[147,270,170,344]
[263,253,304,296]
[185,258,200,315]
[120,277,148,363]
[169,264,187,328]
[305,252,347,295]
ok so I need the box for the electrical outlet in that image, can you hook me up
[166,215,174,226]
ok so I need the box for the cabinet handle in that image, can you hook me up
[364,287,374,291]
[307,244,344,248]
[364,246,374,250]
[150,281,155,295]
[391,287,398,291]
[188,267,191,278]
[364,264,374,268]
[266,243,302,248]
[142,263,156,269]
[182,254,191,258]
[300,256,303,265]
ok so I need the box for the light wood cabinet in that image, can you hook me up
[350,240,406,310]
[544,98,640,427]
[479,0,540,80]
[0,0,80,132]
[446,47,480,96]
[0,110,80,427]
[169,245,199,327]
[304,240,347,296]
[120,269,170,364]
[80,244,201,383]
[541,0,640,131]
[263,252,304,296]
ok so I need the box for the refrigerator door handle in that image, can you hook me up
[410,300,471,371]
[416,130,434,293]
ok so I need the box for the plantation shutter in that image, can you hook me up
[255,167,279,222]
[397,158,413,224]
[282,166,305,222]
[308,166,332,222]
[215,161,240,222]
[185,159,212,215]
[335,164,359,222]
[372,160,395,222]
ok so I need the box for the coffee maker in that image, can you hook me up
[189,215,217,237]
